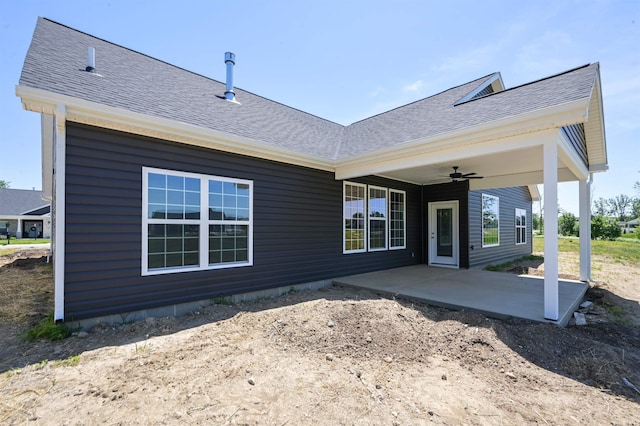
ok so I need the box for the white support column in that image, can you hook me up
[543,141,559,320]
[53,104,66,322]
[579,176,592,282]
[17,218,22,239]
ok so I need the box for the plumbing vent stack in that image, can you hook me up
[224,52,236,101]
[86,47,96,73]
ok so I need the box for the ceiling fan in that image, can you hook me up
[449,166,484,181]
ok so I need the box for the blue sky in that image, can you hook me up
[1,1,638,215]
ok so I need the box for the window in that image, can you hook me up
[143,167,252,275]
[343,182,406,253]
[482,194,499,247]
[515,208,527,245]
[344,182,366,253]
[389,189,406,249]
[368,186,388,251]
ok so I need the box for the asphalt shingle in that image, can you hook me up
[19,18,598,163]
[0,188,48,216]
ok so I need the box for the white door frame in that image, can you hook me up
[428,200,459,268]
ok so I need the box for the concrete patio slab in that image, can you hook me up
[333,265,588,327]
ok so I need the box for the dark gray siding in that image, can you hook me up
[422,181,470,268]
[63,123,421,320]
[561,124,587,166]
[468,187,533,267]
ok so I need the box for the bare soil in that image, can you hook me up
[1,248,639,425]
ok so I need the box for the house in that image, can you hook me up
[16,18,607,324]
[0,188,51,239]
[621,218,638,234]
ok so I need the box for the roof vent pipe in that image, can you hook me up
[86,47,96,73]
[224,52,236,101]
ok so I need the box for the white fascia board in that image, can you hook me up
[335,98,590,180]
[19,204,51,215]
[585,75,608,167]
[558,130,589,181]
[16,86,335,173]
[453,72,504,105]
[528,184,541,202]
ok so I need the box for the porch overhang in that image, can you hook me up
[334,103,594,188]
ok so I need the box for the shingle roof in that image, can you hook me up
[0,188,48,216]
[19,18,599,162]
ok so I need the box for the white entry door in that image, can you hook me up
[428,201,459,268]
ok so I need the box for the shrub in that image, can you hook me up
[558,212,578,236]
[591,215,621,241]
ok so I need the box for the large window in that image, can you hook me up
[343,182,406,253]
[368,186,388,251]
[482,194,499,247]
[143,167,252,275]
[389,189,406,249]
[515,208,527,245]
[344,182,366,253]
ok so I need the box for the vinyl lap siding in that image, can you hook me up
[64,123,421,319]
[561,124,587,166]
[468,187,533,267]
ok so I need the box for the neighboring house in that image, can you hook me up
[0,188,51,239]
[620,218,638,234]
[16,18,607,323]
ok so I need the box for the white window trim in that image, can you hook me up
[515,208,527,245]
[343,182,407,254]
[389,189,407,250]
[142,166,253,276]
[343,181,367,254]
[368,185,388,252]
[481,193,500,248]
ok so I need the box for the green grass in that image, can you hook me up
[485,254,544,272]
[0,238,50,246]
[533,235,640,263]
[22,313,71,342]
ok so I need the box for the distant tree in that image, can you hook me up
[632,198,640,220]
[609,194,633,222]
[558,212,578,236]
[591,215,621,241]
[0,180,9,188]
[593,197,609,216]
[532,213,542,231]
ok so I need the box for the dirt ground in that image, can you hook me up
[0,248,639,425]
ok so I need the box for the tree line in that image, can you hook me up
[538,180,640,241]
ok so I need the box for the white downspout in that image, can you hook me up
[53,104,66,322]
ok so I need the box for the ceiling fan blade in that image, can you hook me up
[461,172,477,177]
[466,175,484,179]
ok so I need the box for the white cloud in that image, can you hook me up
[402,80,423,93]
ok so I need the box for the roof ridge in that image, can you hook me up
[454,63,594,106]
[40,17,345,129]
[346,73,497,126]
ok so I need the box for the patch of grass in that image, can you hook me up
[602,301,630,325]
[212,296,233,305]
[0,238,50,246]
[22,313,71,342]
[533,235,640,263]
[485,254,544,272]
[52,355,81,367]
